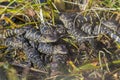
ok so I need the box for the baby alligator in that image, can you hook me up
[24,28,58,43]
[4,36,47,71]
[59,13,92,43]
[80,21,120,43]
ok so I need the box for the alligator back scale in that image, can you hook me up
[39,53,52,64]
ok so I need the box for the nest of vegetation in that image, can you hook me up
[0,0,120,80]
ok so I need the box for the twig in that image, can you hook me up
[63,0,89,10]
[37,0,45,25]
[0,5,14,9]
[91,7,120,11]
[11,62,48,74]
[63,0,82,6]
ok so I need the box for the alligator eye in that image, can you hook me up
[58,45,68,54]
[44,35,57,42]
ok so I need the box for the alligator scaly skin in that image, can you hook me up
[38,43,68,55]
[0,28,26,38]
